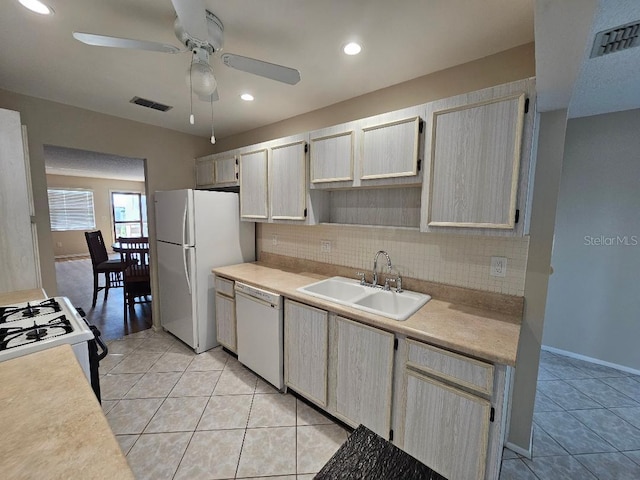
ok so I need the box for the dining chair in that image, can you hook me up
[118,237,151,322]
[84,230,129,308]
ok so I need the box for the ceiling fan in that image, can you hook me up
[72,0,301,137]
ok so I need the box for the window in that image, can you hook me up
[48,188,96,231]
[112,192,148,239]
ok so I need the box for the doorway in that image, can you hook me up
[44,145,151,340]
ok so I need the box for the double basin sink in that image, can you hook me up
[297,276,431,321]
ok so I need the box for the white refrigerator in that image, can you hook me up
[155,189,255,353]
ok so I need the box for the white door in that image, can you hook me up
[155,189,195,245]
[157,241,197,348]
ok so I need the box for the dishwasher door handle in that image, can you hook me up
[235,290,278,309]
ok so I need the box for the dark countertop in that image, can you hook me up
[315,425,447,480]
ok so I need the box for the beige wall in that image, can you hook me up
[0,89,212,322]
[46,174,145,258]
[543,109,640,371]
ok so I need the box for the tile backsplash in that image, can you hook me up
[258,224,529,296]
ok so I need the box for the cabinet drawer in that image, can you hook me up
[215,276,235,298]
[406,339,493,396]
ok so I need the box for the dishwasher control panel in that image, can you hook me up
[235,282,282,307]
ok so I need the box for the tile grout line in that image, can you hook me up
[233,366,258,479]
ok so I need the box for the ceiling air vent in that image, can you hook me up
[590,21,640,58]
[130,96,172,112]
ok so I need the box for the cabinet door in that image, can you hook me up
[0,109,39,293]
[239,148,269,220]
[310,128,354,184]
[215,155,238,185]
[403,370,490,480]
[284,300,328,406]
[335,316,394,437]
[195,155,215,188]
[427,94,526,229]
[270,140,307,220]
[215,293,236,352]
[361,116,421,180]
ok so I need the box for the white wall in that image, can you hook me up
[543,109,640,371]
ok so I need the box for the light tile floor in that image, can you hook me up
[101,329,349,480]
[102,329,640,479]
[500,350,640,480]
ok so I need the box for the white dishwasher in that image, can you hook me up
[235,282,284,390]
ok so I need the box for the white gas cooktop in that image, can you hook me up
[0,296,94,362]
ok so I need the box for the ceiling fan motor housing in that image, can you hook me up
[174,10,224,53]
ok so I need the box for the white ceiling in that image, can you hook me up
[0,0,534,140]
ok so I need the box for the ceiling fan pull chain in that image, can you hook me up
[210,97,216,144]
[189,51,195,125]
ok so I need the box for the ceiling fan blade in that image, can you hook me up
[221,53,301,85]
[171,0,208,43]
[73,32,181,53]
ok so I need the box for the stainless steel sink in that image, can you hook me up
[297,276,431,321]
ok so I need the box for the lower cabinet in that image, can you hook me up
[215,277,237,352]
[284,300,328,406]
[334,316,395,438]
[402,370,490,480]
[282,299,509,479]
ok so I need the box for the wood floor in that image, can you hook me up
[55,257,152,341]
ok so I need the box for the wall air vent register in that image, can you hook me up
[590,21,640,58]
[130,96,173,112]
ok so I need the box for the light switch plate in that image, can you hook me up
[490,257,507,277]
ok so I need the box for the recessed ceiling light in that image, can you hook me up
[343,42,362,55]
[240,93,254,101]
[18,0,54,15]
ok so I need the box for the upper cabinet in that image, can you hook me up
[209,78,535,234]
[309,105,425,189]
[239,144,269,220]
[421,78,536,236]
[239,133,326,224]
[195,151,239,189]
[270,139,307,220]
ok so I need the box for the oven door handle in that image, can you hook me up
[89,325,109,361]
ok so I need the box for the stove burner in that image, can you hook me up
[22,305,41,318]
[25,327,48,341]
[0,315,72,351]
[0,298,62,324]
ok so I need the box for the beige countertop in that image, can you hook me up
[0,345,134,479]
[213,262,521,366]
[0,288,47,306]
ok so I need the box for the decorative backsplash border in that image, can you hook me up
[257,223,529,296]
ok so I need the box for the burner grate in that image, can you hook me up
[0,298,62,324]
[0,315,72,351]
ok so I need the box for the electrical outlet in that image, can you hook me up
[490,257,507,277]
[272,235,278,246]
[56,242,62,248]
[320,240,332,253]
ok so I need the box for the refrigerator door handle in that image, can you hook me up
[183,245,192,295]
[182,197,189,247]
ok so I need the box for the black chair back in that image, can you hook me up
[85,230,108,266]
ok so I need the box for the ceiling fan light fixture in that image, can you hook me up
[190,59,217,96]
[343,42,362,55]
[240,93,254,101]
[18,0,53,15]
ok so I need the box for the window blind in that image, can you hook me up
[48,189,96,231]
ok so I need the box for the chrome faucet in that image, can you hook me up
[372,250,392,287]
